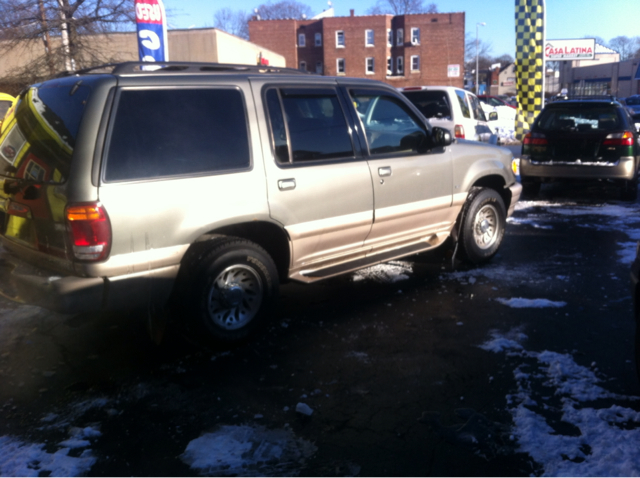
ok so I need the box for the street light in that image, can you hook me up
[476,22,486,95]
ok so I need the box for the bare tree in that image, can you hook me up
[0,0,134,89]
[464,32,493,73]
[366,0,437,15]
[608,35,640,61]
[254,0,313,20]
[213,7,251,40]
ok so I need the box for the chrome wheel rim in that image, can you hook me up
[473,204,500,250]
[207,264,263,330]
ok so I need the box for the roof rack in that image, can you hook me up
[554,95,618,102]
[57,61,313,77]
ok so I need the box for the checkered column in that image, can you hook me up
[515,0,545,141]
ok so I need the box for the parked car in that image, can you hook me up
[622,95,640,115]
[478,95,516,109]
[520,97,640,200]
[630,242,640,383]
[0,62,521,343]
[399,86,499,143]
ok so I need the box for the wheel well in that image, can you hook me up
[471,175,510,209]
[191,222,291,282]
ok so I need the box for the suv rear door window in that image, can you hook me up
[469,94,487,122]
[105,88,250,182]
[265,87,354,163]
[400,90,451,119]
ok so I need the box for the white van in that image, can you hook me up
[400,86,498,143]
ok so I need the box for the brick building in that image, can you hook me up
[248,11,465,88]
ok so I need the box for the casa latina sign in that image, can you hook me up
[544,38,596,61]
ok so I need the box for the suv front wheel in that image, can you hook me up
[191,238,279,342]
[459,187,506,264]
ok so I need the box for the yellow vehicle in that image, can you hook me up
[0,93,17,133]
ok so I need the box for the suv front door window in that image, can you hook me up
[348,88,454,249]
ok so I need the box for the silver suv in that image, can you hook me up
[0,62,521,342]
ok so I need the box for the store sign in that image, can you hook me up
[544,39,595,61]
[447,64,460,78]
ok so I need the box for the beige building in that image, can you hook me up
[0,28,285,93]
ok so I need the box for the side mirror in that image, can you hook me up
[489,111,498,121]
[431,126,452,147]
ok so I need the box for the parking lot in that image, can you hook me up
[1,173,640,476]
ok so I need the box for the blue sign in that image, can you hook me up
[135,0,168,62]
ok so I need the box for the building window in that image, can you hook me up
[366,57,374,74]
[337,58,345,74]
[387,57,392,75]
[299,61,307,71]
[387,29,392,46]
[316,61,323,74]
[396,56,404,74]
[411,27,420,45]
[336,30,345,47]
[298,33,306,47]
[411,55,420,71]
[365,29,374,46]
[315,32,322,46]
[396,28,403,46]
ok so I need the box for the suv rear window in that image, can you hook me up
[536,105,622,132]
[105,88,250,181]
[0,81,91,184]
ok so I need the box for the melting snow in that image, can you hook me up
[496,298,566,308]
[480,330,640,476]
[180,425,317,476]
[352,261,412,283]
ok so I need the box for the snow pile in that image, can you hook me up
[352,261,412,283]
[180,424,317,476]
[496,298,566,309]
[480,330,640,476]
[0,436,96,477]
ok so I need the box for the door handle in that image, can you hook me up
[378,167,392,177]
[278,179,296,191]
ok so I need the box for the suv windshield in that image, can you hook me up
[536,105,622,132]
[0,79,90,183]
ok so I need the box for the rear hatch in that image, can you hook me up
[528,103,634,163]
[0,77,93,267]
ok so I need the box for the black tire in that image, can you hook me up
[621,176,638,202]
[458,187,507,264]
[189,238,278,343]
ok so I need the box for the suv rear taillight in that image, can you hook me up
[66,203,111,261]
[454,124,465,139]
[523,132,548,146]
[603,131,634,146]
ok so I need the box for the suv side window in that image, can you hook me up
[104,88,250,182]
[455,90,471,119]
[265,87,354,163]
[350,89,427,156]
[469,94,487,122]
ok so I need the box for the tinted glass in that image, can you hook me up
[351,89,427,155]
[265,89,289,162]
[455,90,471,118]
[0,80,90,183]
[105,89,250,181]
[537,105,622,132]
[402,90,451,118]
[469,95,487,121]
[274,88,354,162]
[0,100,12,118]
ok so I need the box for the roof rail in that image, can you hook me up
[57,61,313,77]
[555,95,618,102]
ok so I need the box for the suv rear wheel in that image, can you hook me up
[459,187,506,264]
[190,238,278,342]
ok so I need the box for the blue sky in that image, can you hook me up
[163,0,640,58]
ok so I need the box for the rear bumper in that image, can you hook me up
[0,249,178,314]
[520,155,637,180]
